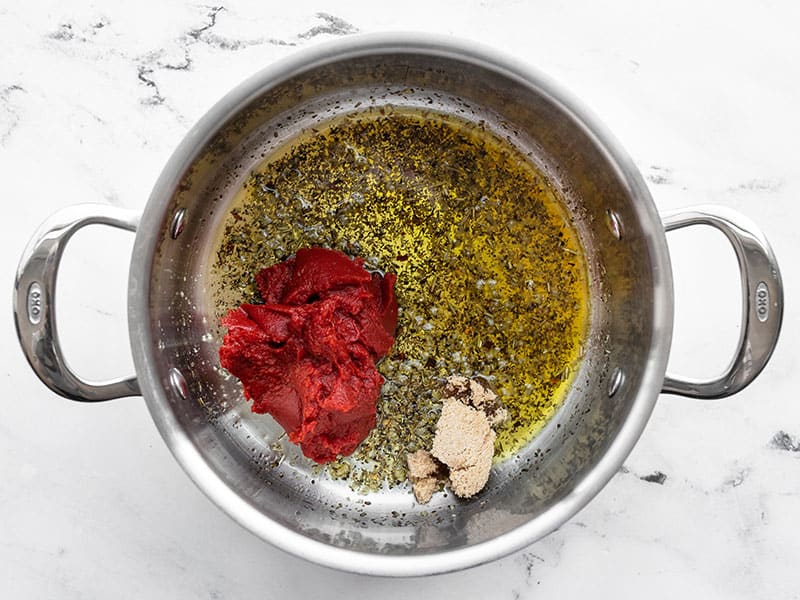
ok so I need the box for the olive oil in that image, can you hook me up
[212,108,589,490]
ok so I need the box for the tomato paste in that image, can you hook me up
[219,248,398,463]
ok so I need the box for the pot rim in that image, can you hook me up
[128,32,673,577]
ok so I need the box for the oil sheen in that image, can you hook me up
[211,107,589,491]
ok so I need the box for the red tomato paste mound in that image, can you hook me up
[219,247,398,463]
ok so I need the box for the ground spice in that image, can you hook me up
[211,108,589,492]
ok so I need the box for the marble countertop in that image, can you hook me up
[2,0,798,597]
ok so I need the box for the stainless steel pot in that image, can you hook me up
[13,34,783,576]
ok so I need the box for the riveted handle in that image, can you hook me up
[661,205,783,399]
[13,204,141,401]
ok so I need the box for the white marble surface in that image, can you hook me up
[2,0,799,597]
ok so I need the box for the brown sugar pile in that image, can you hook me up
[432,398,496,497]
[406,449,448,503]
[407,376,508,502]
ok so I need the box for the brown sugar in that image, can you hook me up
[432,398,496,498]
[408,376,509,502]
[406,450,447,503]
[442,376,509,427]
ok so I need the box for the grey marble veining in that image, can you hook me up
[2,0,799,598]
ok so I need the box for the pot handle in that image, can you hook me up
[13,204,141,401]
[660,205,783,398]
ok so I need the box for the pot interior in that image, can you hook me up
[137,43,668,561]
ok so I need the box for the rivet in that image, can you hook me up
[170,207,187,239]
[605,209,623,240]
[608,367,625,397]
[169,367,189,401]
